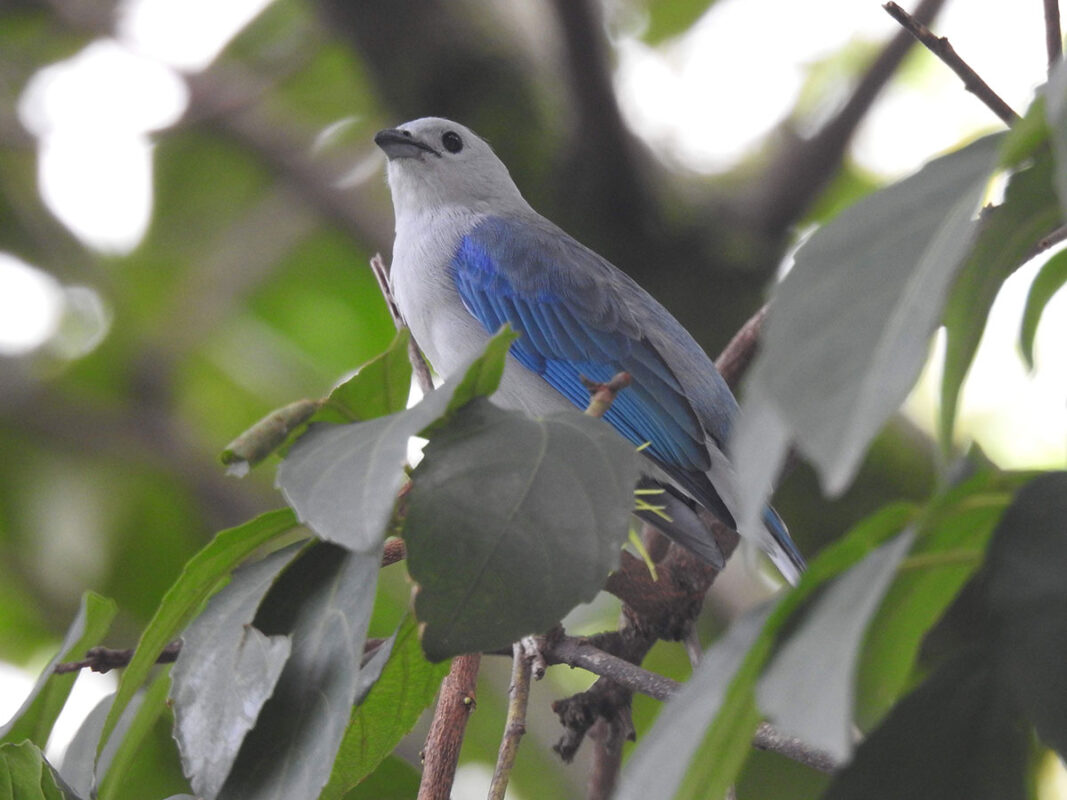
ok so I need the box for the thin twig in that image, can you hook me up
[418,653,481,800]
[753,722,839,774]
[715,304,768,388]
[1046,0,1063,71]
[370,253,435,394]
[582,372,632,418]
[53,642,182,675]
[488,643,535,800]
[541,633,681,701]
[883,2,1020,125]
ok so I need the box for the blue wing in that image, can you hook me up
[451,215,732,523]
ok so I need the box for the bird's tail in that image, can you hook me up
[762,506,805,586]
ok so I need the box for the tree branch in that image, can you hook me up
[488,642,535,800]
[418,653,481,800]
[883,2,1020,125]
[747,0,948,235]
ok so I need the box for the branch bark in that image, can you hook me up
[418,653,481,800]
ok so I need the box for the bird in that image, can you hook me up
[374,117,805,584]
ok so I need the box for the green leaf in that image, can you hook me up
[337,756,421,800]
[55,695,111,799]
[98,508,300,757]
[855,470,1026,729]
[0,741,70,800]
[824,654,1027,800]
[404,400,640,660]
[1044,57,1067,211]
[217,542,381,800]
[757,529,915,761]
[939,150,1063,448]
[616,605,771,800]
[276,327,516,554]
[617,501,915,799]
[998,95,1049,168]
[321,617,450,799]
[1020,248,1067,367]
[96,671,173,800]
[315,328,414,423]
[170,544,301,799]
[984,471,1067,758]
[0,592,117,747]
[739,134,1002,500]
[642,0,718,44]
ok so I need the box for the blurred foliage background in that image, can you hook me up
[0,0,1060,797]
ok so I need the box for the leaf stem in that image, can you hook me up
[488,642,535,800]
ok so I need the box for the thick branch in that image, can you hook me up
[418,653,481,800]
[883,2,1020,125]
[748,0,948,235]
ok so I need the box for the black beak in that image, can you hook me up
[374,128,439,160]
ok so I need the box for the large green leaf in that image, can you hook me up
[321,616,450,799]
[824,654,1027,800]
[315,328,413,423]
[0,592,116,747]
[276,327,516,554]
[216,542,381,800]
[736,134,1002,510]
[96,671,174,800]
[170,544,302,799]
[855,470,1026,728]
[338,756,421,800]
[939,150,1062,447]
[984,471,1067,758]
[756,529,914,761]
[615,605,772,800]
[0,741,70,800]
[98,509,300,756]
[1020,248,1067,367]
[615,502,916,800]
[404,399,640,660]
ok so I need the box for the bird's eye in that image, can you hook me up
[441,131,464,153]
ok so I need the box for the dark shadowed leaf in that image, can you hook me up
[824,654,1027,800]
[0,741,70,800]
[170,544,301,799]
[217,542,380,800]
[1020,248,1067,367]
[939,150,1062,447]
[984,471,1067,758]
[738,134,1002,503]
[404,399,640,660]
[99,509,299,757]
[321,616,450,799]
[0,593,116,747]
[855,471,1025,728]
[276,327,516,553]
[616,606,772,800]
[757,530,914,761]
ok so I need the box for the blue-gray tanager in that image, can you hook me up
[375,117,805,584]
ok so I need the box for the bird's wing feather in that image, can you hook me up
[451,214,732,517]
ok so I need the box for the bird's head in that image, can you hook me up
[375,117,528,219]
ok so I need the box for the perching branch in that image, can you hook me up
[488,642,536,800]
[883,2,1020,125]
[53,642,182,675]
[1045,0,1063,71]
[418,653,482,800]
